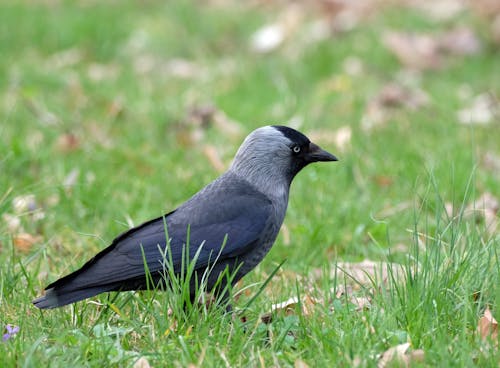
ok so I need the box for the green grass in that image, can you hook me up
[1,1,499,366]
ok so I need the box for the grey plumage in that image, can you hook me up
[33,125,337,309]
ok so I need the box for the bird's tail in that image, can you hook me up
[32,284,119,309]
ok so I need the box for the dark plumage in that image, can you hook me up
[33,125,337,309]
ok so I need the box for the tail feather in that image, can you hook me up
[32,284,119,309]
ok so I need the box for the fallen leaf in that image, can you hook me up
[46,47,83,69]
[407,0,466,21]
[464,192,499,235]
[133,357,151,368]
[350,295,372,311]
[203,145,225,173]
[361,82,430,131]
[342,56,364,76]
[163,58,201,79]
[250,4,303,53]
[63,168,80,189]
[262,294,319,323]
[87,62,120,82]
[482,151,500,175]
[294,359,309,368]
[251,24,285,53]
[477,307,498,343]
[383,31,442,70]
[12,194,37,214]
[374,175,393,188]
[2,214,21,233]
[378,343,410,368]
[281,223,291,246]
[375,83,429,110]
[457,93,498,125]
[439,27,481,56]
[13,233,42,252]
[107,97,124,120]
[308,126,352,152]
[55,133,80,153]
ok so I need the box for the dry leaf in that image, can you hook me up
[281,223,291,246]
[56,133,80,152]
[12,194,37,214]
[362,82,429,131]
[351,295,372,311]
[133,357,151,368]
[63,168,80,189]
[46,47,83,69]
[250,4,303,53]
[164,58,201,79]
[464,192,499,235]
[378,343,410,368]
[483,151,500,175]
[294,359,309,368]
[439,27,481,56]
[13,233,42,252]
[376,83,429,110]
[383,31,442,70]
[2,214,21,233]
[457,93,498,125]
[477,307,498,342]
[87,62,119,82]
[203,145,225,173]
[262,294,319,322]
[308,126,352,152]
[408,0,466,21]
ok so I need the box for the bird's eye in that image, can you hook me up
[292,145,301,154]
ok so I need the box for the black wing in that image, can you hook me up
[36,176,273,308]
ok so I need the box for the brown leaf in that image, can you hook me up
[478,307,498,342]
[374,175,393,188]
[307,126,352,152]
[262,295,319,322]
[56,133,80,152]
[383,31,442,70]
[439,27,481,56]
[202,145,225,173]
[457,93,498,125]
[133,357,151,368]
[2,213,21,233]
[13,233,42,252]
[350,295,372,311]
[375,83,429,110]
[482,151,500,175]
[378,343,411,368]
[87,62,119,82]
[250,4,303,53]
[464,192,499,235]
[294,359,309,368]
[408,0,466,21]
[12,194,37,214]
[281,223,291,246]
[361,81,430,131]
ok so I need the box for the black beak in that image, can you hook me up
[307,142,338,162]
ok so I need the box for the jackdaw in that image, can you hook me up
[33,125,337,309]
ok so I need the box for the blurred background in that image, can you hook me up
[0,0,499,277]
[1,1,500,366]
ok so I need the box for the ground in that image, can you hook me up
[0,1,499,366]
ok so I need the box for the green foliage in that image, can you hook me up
[0,1,499,366]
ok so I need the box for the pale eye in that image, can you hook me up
[292,145,301,153]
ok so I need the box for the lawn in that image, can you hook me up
[1,0,499,366]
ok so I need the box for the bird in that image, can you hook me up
[33,125,337,310]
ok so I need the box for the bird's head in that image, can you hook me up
[230,125,337,195]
